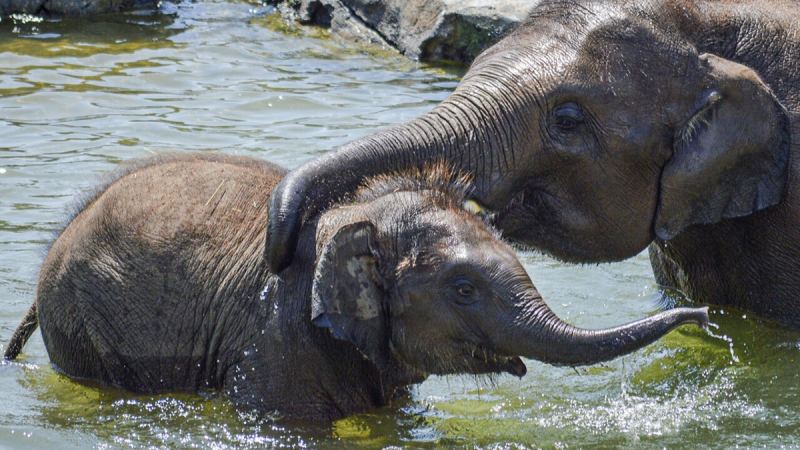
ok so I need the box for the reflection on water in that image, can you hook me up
[1,1,799,448]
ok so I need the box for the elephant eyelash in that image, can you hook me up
[678,102,716,146]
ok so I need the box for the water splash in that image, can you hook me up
[9,14,44,24]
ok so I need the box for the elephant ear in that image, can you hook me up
[311,221,390,368]
[654,53,791,240]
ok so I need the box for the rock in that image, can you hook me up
[270,0,395,51]
[0,0,157,17]
[267,0,537,64]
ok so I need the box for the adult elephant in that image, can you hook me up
[266,0,800,325]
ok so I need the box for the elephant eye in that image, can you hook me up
[453,279,476,299]
[552,103,584,131]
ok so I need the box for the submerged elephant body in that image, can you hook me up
[5,154,705,422]
[266,0,800,325]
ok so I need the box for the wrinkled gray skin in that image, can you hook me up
[4,154,706,422]
[266,0,800,325]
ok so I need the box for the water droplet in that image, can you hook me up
[704,322,740,363]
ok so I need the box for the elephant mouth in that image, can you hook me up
[491,184,583,259]
[494,183,559,228]
[469,346,527,378]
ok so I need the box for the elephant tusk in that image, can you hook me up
[462,199,489,216]
[462,199,496,223]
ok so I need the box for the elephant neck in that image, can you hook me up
[651,199,800,326]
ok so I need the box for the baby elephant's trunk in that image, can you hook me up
[498,304,709,367]
[4,301,38,360]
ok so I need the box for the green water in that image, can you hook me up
[1,2,799,448]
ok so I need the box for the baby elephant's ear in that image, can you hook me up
[311,221,390,367]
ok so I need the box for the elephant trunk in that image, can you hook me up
[266,82,522,273]
[497,297,709,366]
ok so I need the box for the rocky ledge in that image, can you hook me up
[267,0,537,64]
[0,0,157,17]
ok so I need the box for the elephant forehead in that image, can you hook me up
[438,230,517,269]
[443,240,469,260]
[571,17,697,84]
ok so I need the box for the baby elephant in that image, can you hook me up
[5,154,707,422]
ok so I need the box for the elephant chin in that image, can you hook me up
[493,186,655,264]
[490,185,591,263]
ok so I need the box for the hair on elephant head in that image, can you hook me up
[306,165,709,376]
[265,1,791,272]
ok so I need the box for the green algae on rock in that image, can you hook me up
[267,0,537,65]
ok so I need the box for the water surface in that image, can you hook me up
[1,2,799,448]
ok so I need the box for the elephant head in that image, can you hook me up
[266,1,791,273]
[309,168,708,374]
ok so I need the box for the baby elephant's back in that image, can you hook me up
[37,153,285,393]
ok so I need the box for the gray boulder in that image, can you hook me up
[268,0,537,64]
[1,0,157,17]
